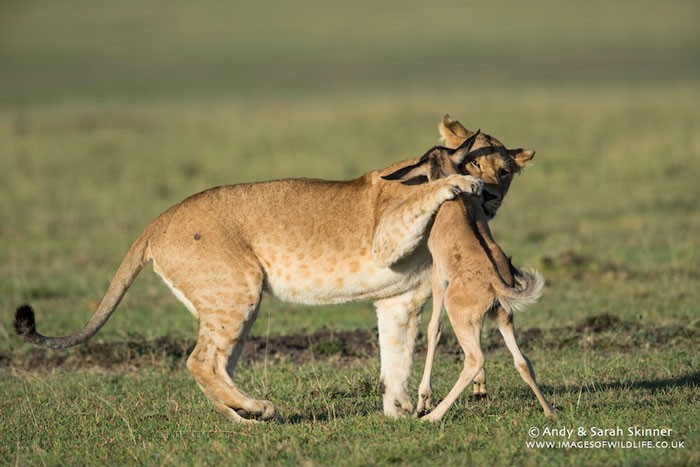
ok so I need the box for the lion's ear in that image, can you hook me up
[439,114,475,149]
[508,148,536,171]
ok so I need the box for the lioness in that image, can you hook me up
[14,116,534,423]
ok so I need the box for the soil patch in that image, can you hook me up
[2,313,696,373]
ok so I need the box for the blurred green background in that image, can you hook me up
[2,0,698,104]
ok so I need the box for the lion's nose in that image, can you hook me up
[482,190,498,202]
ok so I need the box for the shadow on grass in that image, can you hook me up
[282,410,372,425]
[530,372,700,415]
[551,372,700,396]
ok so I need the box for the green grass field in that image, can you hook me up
[1,1,699,465]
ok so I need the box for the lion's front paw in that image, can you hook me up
[384,392,415,418]
[444,174,483,198]
[462,175,483,195]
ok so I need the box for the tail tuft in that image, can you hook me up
[498,269,545,313]
[14,304,37,337]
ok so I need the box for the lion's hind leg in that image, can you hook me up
[181,262,278,423]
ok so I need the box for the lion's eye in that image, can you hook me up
[470,159,480,169]
[499,169,510,179]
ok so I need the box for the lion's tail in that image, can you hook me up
[14,224,155,349]
[493,268,545,314]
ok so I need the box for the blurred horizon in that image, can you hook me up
[1,0,698,105]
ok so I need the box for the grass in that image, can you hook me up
[2,345,698,465]
[1,0,699,465]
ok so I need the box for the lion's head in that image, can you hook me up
[439,115,535,219]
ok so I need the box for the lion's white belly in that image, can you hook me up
[262,249,432,305]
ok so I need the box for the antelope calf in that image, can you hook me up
[384,136,556,420]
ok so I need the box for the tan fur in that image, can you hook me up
[385,148,555,421]
[14,116,534,423]
[439,114,534,219]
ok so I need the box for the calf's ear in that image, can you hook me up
[381,148,435,181]
[449,129,480,166]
